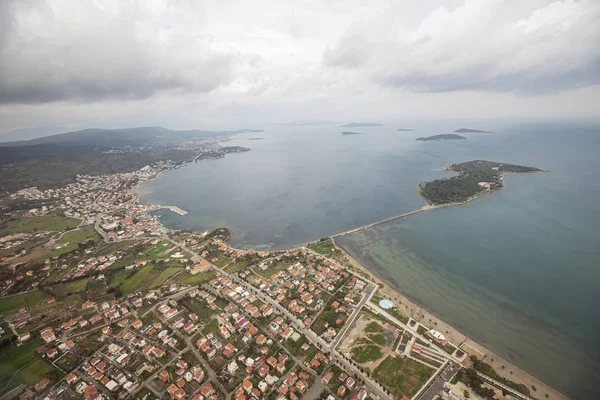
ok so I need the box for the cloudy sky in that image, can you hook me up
[0,0,599,133]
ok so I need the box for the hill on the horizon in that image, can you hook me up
[0,126,70,143]
[0,126,262,193]
[454,128,492,133]
[416,134,466,141]
[1,126,263,149]
[339,122,383,128]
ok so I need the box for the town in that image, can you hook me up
[0,162,541,400]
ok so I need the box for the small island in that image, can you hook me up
[419,160,543,205]
[454,128,492,133]
[416,134,466,141]
[397,128,415,131]
[340,131,362,136]
[340,122,383,128]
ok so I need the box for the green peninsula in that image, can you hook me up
[419,160,543,205]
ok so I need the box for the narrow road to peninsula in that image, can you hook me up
[331,205,430,238]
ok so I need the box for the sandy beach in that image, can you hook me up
[332,238,569,400]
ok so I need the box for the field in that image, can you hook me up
[150,267,182,288]
[144,241,173,258]
[212,254,231,268]
[0,235,50,258]
[370,334,387,345]
[57,225,100,245]
[119,264,156,295]
[365,321,384,333]
[253,263,288,279]
[181,298,217,322]
[39,225,101,261]
[340,312,400,367]
[308,238,337,258]
[48,278,89,297]
[172,270,216,285]
[19,359,57,385]
[109,262,193,295]
[373,355,434,398]
[0,291,51,315]
[202,318,219,334]
[0,338,61,396]
[0,339,42,378]
[351,344,383,363]
[0,215,81,235]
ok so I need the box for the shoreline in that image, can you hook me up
[133,158,569,399]
[332,238,569,400]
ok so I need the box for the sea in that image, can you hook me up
[139,120,600,399]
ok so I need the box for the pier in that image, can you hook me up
[159,205,188,216]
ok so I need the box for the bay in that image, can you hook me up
[139,120,600,399]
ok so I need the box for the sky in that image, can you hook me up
[0,0,599,134]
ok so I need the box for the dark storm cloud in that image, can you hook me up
[0,1,236,104]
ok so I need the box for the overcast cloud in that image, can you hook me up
[0,0,599,132]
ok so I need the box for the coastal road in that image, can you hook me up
[476,372,535,400]
[331,206,429,238]
[330,282,376,350]
[413,361,457,400]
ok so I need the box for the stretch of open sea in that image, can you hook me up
[139,120,600,399]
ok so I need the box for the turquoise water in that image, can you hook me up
[140,121,600,398]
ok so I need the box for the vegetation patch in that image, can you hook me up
[212,254,231,268]
[19,359,59,385]
[119,264,155,294]
[373,355,435,398]
[48,278,89,297]
[57,225,100,245]
[0,215,81,235]
[150,267,182,288]
[0,291,51,315]
[144,241,171,259]
[173,270,216,285]
[470,356,530,396]
[202,318,219,334]
[180,298,216,322]
[0,338,50,395]
[351,345,383,363]
[252,262,288,278]
[39,225,101,262]
[308,238,337,258]
[369,333,387,346]
[365,321,384,333]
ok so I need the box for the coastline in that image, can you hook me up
[134,157,568,399]
[332,238,569,400]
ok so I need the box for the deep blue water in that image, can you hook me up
[140,120,600,399]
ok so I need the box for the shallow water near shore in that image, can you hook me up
[140,120,600,399]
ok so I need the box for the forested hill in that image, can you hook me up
[419,160,543,205]
[0,126,262,193]
[1,126,263,149]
